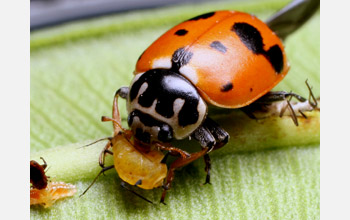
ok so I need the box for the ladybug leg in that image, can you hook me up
[201,117,230,151]
[154,142,190,159]
[161,147,209,204]
[109,87,129,135]
[191,117,229,184]
[203,154,211,185]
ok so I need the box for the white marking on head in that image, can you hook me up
[139,82,148,96]
[179,66,198,84]
[173,98,185,116]
[152,57,172,69]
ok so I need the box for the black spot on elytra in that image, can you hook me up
[210,41,227,53]
[129,69,200,127]
[264,45,284,73]
[232,22,284,73]
[188,12,215,21]
[232,23,264,54]
[250,88,253,92]
[171,47,193,70]
[221,82,233,92]
[175,29,188,36]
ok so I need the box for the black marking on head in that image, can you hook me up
[129,110,174,143]
[188,12,215,21]
[175,29,188,36]
[264,45,284,73]
[171,47,193,70]
[129,69,201,127]
[210,41,227,53]
[158,124,173,142]
[232,22,264,54]
[221,82,233,92]
[232,22,284,73]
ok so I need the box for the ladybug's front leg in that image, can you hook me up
[191,116,230,184]
[161,147,209,204]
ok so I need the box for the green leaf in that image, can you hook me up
[31,0,320,219]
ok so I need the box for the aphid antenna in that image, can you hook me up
[39,157,47,169]
[78,137,113,149]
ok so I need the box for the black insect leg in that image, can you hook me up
[241,81,317,126]
[191,116,229,184]
[201,117,229,151]
[98,138,114,169]
[120,181,154,204]
[80,165,115,197]
[39,157,48,170]
[161,147,209,204]
[203,154,211,185]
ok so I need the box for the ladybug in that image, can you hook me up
[125,11,288,145]
[105,9,317,203]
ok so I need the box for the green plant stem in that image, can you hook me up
[31,110,319,183]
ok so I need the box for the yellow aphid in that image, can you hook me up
[112,134,167,189]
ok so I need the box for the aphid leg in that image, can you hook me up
[120,181,154,204]
[244,81,319,126]
[80,165,114,197]
[154,142,190,158]
[98,139,113,169]
[305,79,318,109]
[161,147,209,204]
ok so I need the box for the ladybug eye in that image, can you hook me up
[158,125,173,142]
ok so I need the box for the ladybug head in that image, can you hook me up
[126,69,207,144]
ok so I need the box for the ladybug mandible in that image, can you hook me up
[110,10,308,203]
